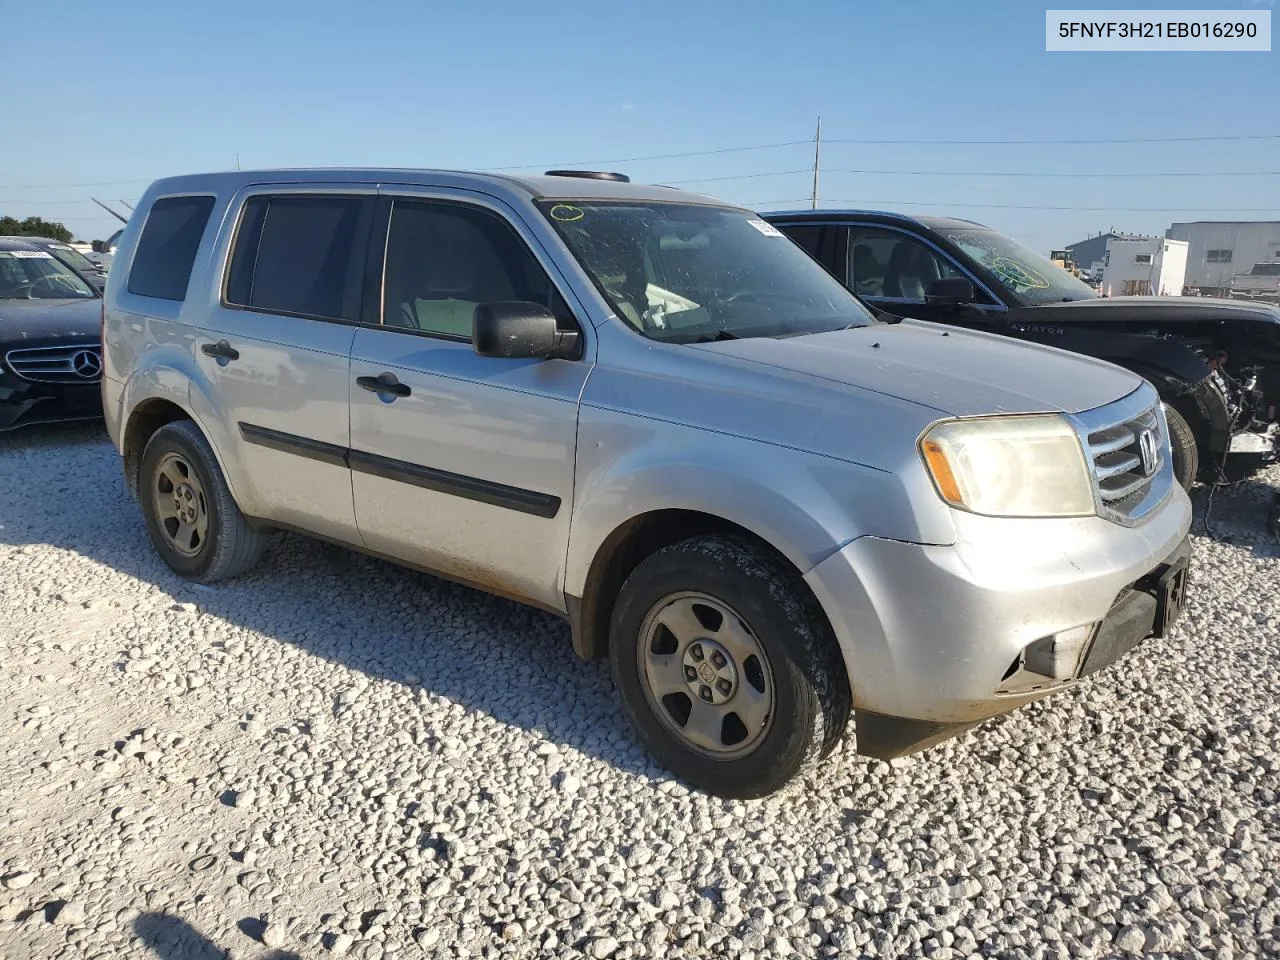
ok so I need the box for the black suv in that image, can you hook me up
[765,210,1280,488]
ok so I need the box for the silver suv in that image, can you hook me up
[103,168,1193,797]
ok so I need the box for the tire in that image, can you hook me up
[1163,402,1199,492]
[609,535,850,799]
[139,420,264,582]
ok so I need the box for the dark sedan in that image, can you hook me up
[0,236,109,293]
[0,239,104,431]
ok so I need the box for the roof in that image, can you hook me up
[761,208,928,226]
[759,209,990,230]
[0,238,42,251]
[0,236,63,246]
[1065,232,1157,248]
[140,168,733,208]
[1169,220,1280,227]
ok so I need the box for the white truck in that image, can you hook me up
[1232,261,1280,302]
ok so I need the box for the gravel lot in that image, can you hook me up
[1,423,1278,960]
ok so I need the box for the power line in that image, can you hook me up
[670,167,1280,185]
[0,178,152,191]
[0,199,140,206]
[822,133,1280,145]
[495,132,1280,170]
[3,130,1278,190]
[747,198,1280,213]
[486,140,812,171]
[823,168,1280,179]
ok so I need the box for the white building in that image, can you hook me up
[1100,237,1188,297]
[1166,220,1280,295]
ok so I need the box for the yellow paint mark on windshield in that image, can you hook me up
[991,256,1050,289]
[549,204,584,222]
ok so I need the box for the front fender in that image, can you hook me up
[563,405,953,599]
[1094,335,1213,394]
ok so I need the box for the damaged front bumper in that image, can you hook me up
[804,491,1193,760]
[0,368,103,431]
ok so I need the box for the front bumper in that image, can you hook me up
[1,339,104,432]
[804,489,1192,756]
[0,371,102,431]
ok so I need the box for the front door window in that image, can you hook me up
[846,227,966,301]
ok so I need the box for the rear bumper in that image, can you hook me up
[805,489,1193,756]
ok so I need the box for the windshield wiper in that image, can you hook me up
[688,330,740,343]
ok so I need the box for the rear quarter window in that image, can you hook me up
[126,195,216,300]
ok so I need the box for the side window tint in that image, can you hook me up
[126,195,215,300]
[382,200,571,338]
[847,228,964,301]
[226,196,365,320]
[781,225,823,260]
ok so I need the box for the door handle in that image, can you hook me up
[356,372,411,398]
[201,339,240,362]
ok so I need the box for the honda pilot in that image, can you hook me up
[102,169,1193,797]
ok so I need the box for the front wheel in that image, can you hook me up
[609,535,849,799]
[1164,402,1199,492]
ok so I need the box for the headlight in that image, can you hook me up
[920,414,1095,518]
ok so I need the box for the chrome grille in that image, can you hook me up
[1074,385,1171,524]
[4,345,103,384]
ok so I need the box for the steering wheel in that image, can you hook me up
[25,274,79,298]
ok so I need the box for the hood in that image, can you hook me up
[0,297,102,342]
[690,320,1141,417]
[1012,295,1280,327]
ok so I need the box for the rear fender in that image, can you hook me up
[121,347,258,512]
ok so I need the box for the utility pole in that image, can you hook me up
[810,116,822,210]
[235,153,241,171]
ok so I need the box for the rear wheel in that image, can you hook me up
[609,535,849,799]
[139,421,264,582]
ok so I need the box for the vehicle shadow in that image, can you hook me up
[0,423,658,781]
[134,912,300,959]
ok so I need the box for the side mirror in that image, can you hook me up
[473,301,581,360]
[926,277,976,304]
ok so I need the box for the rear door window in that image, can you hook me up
[126,195,215,300]
[225,195,370,321]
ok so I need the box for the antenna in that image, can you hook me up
[89,197,129,224]
[810,116,822,210]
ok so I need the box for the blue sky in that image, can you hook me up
[1,0,1275,248]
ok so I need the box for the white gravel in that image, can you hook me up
[1,422,1278,959]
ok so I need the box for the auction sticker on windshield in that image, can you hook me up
[746,219,784,237]
[3,251,54,259]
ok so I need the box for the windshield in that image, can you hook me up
[538,201,874,342]
[931,225,1098,306]
[1250,262,1280,276]
[0,250,96,299]
[48,243,101,273]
